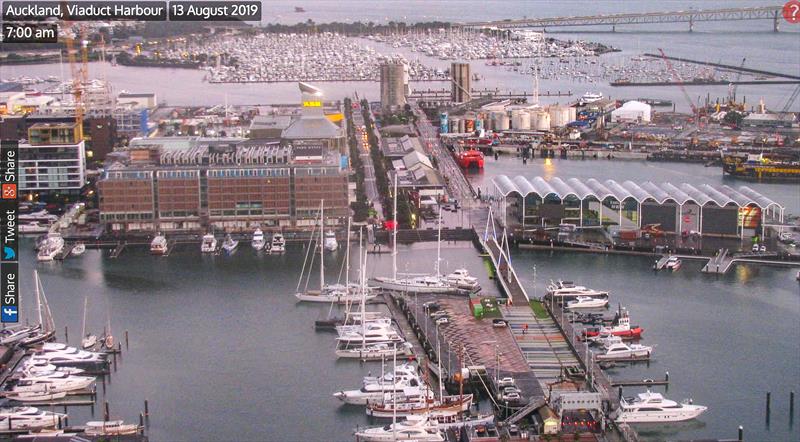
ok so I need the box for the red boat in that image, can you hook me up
[582,310,643,340]
[456,149,484,169]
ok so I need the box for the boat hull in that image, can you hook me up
[370,278,468,295]
[616,406,707,423]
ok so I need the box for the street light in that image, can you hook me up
[480,340,500,390]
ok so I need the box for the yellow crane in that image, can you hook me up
[64,25,89,141]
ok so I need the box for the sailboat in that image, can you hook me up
[18,271,56,348]
[295,202,376,304]
[370,179,468,295]
[80,296,97,350]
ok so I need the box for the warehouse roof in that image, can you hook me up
[492,175,784,210]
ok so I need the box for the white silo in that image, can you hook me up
[548,105,572,128]
[530,111,551,131]
[511,110,530,130]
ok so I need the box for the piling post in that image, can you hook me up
[665,371,669,382]
[618,386,622,401]
[790,391,795,424]
[766,391,771,422]
[64,415,68,427]
[139,412,144,429]
[125,330,129,349]
[102,376,106,394]
[58,416,62,429]
[104,401,109,421]
[144,399,149,417]
[64,326,68,341]
[738,425,743,441]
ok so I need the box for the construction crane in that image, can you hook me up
[728,57,746,108]
[779,84,800,121]
[64,25,89,141]
[657,48,701,129]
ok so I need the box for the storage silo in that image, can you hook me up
[458,118,466,133]
[530,111,551,131]
[548,105,571,128]
[511,110,530,130]
[492,111,510,131]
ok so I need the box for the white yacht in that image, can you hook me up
[36,233,64,262]
[336,322,404,344]
[251,229,266,251]
[445,268,480,291]
[4,391,67,402]
[295,284,377,304]
[546,280,609,301]
[596,342,653,360]
[84,420,141,436]
[270,233,286,253]
[664,256,682,271]
[150,233,167,255]
[19,222,50,235]
[0,407,64,431]
[581,91,603,103]
[221,234,238,255]
[566,296,609,310]
[335,342,413,360]
[19,360,84,377]
[354,414,444,442]
[10,374,95,394]
[616,391,707,423]
[200,234,217,253]
[333,381,425,406]
[324,230,338,251]
[71,243,86,256]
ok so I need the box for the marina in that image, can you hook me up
[0,1,798,440]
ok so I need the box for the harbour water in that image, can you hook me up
[18,159,800,442]
[2,1,798,111]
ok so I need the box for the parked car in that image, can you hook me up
[498,377,516,388]
[423,301,440,311]
[492,319,508,328]
[435,317,449,325]
[430,310,448,319]
[502,391,521,401]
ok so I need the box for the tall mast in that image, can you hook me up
[82,296,88,339]
[392,342,397,440]
[34,271,42,326]
[360,227,366,351]
[392,174,398,280]
[345,217,351,293]
[319,200,325,292]
[436,204,442,277]
[437,338,443,402]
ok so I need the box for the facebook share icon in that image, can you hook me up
[2,306,18,322]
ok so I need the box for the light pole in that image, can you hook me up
[481,340,500,392]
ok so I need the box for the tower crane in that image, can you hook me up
[728,57,746,108]
[657,48,701,130]
[64,25,89,141]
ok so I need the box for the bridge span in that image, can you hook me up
[461,6,784,32]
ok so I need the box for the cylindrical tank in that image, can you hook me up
[492,111,510,131]
[530,111,551,131]
[568,106,577,123]
[475,118,483,132]
[511,110,530,130]
[449,118,458,133]
[549,105,572,128]
[457,118,466,133]
[439,113,448,134]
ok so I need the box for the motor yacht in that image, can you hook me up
[251,229,266,251]
[333,379,424,406]
[616,391,707,423]
[71,243,86,256]
[566,296,609,310]
[445,268,480,291]
[200,234,217,253]
[336,322,405,344]
[0,407,64,431]
[221,234,238,255]
[581,91,603,103]
[84,420,141,436]
[546,280,609,301]
[324,231,338,252]
[20,222,50,235]
[596,342,653,361]
[9,374,95,394]
[4,391,67,402]
[354,414,444,442]
[270,233,286,253]
[150,233,167,255]
[36,233,64,262]
[664,256,682,271]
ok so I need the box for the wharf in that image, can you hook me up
[383,293,439,391]
[394,294,545,408]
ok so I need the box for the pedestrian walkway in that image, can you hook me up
[502,305,581,390]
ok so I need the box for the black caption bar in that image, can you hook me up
[1,141,19,323]
[2,22,58,43]
[3,1,168,21]
[168,1,261,21]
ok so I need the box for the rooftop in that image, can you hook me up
[492,175,784,210]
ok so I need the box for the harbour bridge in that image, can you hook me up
[460,6,786,32]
